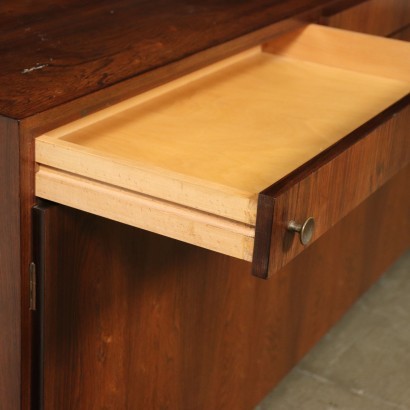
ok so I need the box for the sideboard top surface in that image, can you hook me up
[0,0,361,120]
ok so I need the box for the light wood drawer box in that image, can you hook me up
[322,0,410,37]
[35,24,410,278]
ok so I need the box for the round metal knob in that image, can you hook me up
[287,217,315,246]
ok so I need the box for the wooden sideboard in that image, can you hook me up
[1,1,409,409]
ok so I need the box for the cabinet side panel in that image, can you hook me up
[40,164,410,410]
[0,117,21,410]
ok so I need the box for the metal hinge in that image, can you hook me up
[29,262,37,311]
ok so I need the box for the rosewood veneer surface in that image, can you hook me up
[253,101,410,277]
[0,0,367,121]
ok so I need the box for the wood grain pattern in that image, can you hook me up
[0,2,406,409]
[0,0,357,120]
[36,164,410,410]
[321,0,410,36]
[0,116,21,410]
[254,99,409,278]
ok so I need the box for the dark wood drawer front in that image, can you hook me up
[322,0,410,37]
[253,100,410,278]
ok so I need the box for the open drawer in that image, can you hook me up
[35,24,410,278]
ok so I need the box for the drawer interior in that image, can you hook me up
[35,24,409,261]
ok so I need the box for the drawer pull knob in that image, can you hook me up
[287,217,315,245]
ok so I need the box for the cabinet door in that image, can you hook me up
[33,167,410,409]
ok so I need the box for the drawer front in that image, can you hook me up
[253,100,409,278]
[322,0,410,37]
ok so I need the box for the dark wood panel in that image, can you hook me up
[268,102,409,277]
[253,97,409,278]
[321,0,410,36]
[0,0,362,120]
[0,3,405,410]
[0,116,21,410]
[37,164,410,410]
